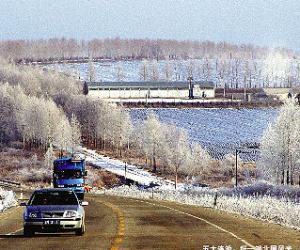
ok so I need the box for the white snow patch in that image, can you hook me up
[82,147,175,188]
[0,188,18,212]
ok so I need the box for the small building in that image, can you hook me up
[263,87,296,101]
[87,81,215,99]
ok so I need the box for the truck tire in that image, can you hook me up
[24,226,34,237]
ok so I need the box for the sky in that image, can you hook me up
[1,0,300,50]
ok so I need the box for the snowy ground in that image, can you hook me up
[82,147,175,189]
[0,188,18,212]
[82,147,212,191]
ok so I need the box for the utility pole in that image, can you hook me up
[235,144,259,187]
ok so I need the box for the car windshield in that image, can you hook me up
[29,191,78,205]
[55,170,82,179]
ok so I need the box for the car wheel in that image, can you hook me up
[75,222,85,236]
[23,226,34,237]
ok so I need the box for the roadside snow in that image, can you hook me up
[82,147,175,188]
[0,188,18,212]
[96,185,300,230]
[81,147,215,192]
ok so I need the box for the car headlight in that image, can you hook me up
[63,210,79,218]
[77,183,83,187]
[57,185,64,188]
[28,212,38,218]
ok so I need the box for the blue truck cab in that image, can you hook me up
[53,155,87,200]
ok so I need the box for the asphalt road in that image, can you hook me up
[0,193,299,250]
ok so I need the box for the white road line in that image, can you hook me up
[136,199,255,249]
[6,228,23,235]
[0,228,23,240]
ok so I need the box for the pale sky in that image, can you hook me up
[1,0,300,50]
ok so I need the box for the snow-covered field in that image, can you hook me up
[129,108,278,160]
[0,188,17,212]
[96,185,300,230]
[43,59,299,89]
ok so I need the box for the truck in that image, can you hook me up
[53,154,87,200]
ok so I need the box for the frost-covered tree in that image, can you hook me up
[88,57,96,82]
[163,125,189,189]
[184,142,212,179]
[16,94,65,150]
[259,100,300,185]
[262,52,290,88]
[150,60,159,81]
[70,114,81,153]
[53,116,72,153]
[216,58,228,88]
[115,62,125,82]
[107,106,133,155]
[164,60,173,81]
[231,58,241,88]
[0,79,77,151]
[140,113,165,172]
[44,143,55,169]
[174,60,183,81]
[202,58,212,82]
[186,59,195,78]
[0,83,20,144]
[139,59,148,81]
[0,60,80,98]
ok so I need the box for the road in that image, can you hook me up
[0,193,299,250]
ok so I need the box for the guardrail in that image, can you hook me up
[0,179,21,188]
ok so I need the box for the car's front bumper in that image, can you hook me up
[24,218,82,232]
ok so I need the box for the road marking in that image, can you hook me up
[94,199,125,250]
[6,228,23,235]
[137,199,255,249]
[0,228,23,240]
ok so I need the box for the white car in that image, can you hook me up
[22,188,88,236]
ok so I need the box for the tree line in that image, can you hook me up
[0,37,297,62]
[84,54,300,89]
[135,57,300,88]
